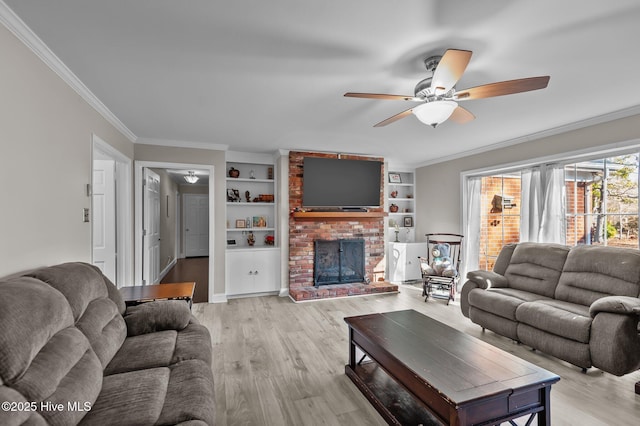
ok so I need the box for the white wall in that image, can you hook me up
[0,25,133,277]
[415,114,640,240]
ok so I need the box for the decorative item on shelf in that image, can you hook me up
[246,217,252,228]
[390,203,399,213]
[245,190,251,202]
[389,218,396,227]
[228,167,240,178]
[394,224,400,242]
[390,190,398,198]
[268,167,273,180]
[389,173,402,183]
[235,219,246,229]
[227,188,241,202]
[253,216,267,228]
[265,235,275,246]
[250,169,256,179]
[227,239,237,246]
[407,194,413,199]
[404,216,413,227]
[247,232,255,246]
[404,208,411,213]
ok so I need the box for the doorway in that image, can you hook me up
[184,194,209,257]
[91,135,132,286]
[134,161,214,302]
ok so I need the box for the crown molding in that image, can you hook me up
[413,104,640,169]
[136,137,229,152]
[0,1,137,142]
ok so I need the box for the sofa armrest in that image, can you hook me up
[124,300,191,336]
[589,296,640,318]
[465,270,508,289]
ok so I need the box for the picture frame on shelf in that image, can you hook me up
[253,216,267,228]
[388,173,402,183]
[235,219,246,228]
[403,216,413,227]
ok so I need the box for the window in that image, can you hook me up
[470,151,640,272]
[565,154,639,248]
[479,174,521,271]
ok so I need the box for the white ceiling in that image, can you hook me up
[5,0,640,167]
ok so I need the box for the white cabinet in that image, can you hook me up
[388,242,427,283]
[226,248,281,296]
[387,170,416,243]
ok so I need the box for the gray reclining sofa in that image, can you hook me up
[461,242,640,380]
[0,262,214,425]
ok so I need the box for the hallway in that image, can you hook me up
[161,257,209,303]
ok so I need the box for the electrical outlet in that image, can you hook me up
[83,208,90,223]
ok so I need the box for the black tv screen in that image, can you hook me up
[302,157,382,208]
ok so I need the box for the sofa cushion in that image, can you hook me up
[468,287,550,321]
[492,243,517,275]
[517,323,592,368]
[172,322,213,366]
[124,300,192,336]
[0,278,103,426]
[555,245,640,306]
[81,360,215,426]
[104,330,178,375]
[25,263,127,369]
[156,360,216,425]
[75,298,127,368]
[504,243,570,297]
[26,263,109,321]
[79,367,170,426]
[516,300,591,343]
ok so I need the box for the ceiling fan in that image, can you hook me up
[344,49,550,128]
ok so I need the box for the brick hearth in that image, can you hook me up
[288,151,398,301]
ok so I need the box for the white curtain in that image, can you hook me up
[520,167,543,242]
[520,164,566,243]
[462,177,482,277]
[538,164,567,244]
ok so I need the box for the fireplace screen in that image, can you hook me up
[314,239,365,286]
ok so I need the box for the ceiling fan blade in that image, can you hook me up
[455,76,550,100]
[373,107,414,127]
[344,92,417,101]
[449,105,475,124]
[432,49,472,94]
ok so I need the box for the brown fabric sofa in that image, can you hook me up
[460,242,640,377]
[0,262,214,425]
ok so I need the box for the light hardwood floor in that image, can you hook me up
[193,285,640,425]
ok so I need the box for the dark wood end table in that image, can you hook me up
[344,309,560,425]
[119,282,196,309]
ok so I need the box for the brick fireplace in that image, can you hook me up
[288,151,398,301]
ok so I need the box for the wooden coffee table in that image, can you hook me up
[344,310,560,425]
[119,282,196,309]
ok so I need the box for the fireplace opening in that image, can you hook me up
[314,239,365,286]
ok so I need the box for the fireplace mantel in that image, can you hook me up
[292,211,386,220]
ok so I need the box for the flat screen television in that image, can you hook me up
[302,157,382,208]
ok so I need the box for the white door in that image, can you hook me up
[184,194,209,257]
[92,159,117,282]
[143,168,161,285]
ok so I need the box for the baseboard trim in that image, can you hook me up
[158,259,177,283]
[210,293,228,304]
[279,288,289,297]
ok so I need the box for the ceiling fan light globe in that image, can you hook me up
[412,101,457,127]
